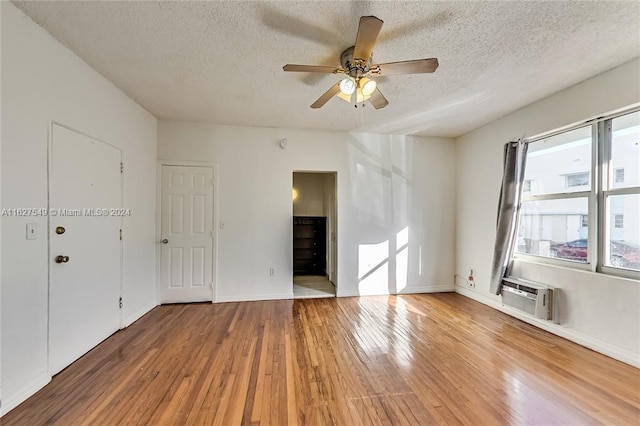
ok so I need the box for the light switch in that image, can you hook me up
[219,221,225,230]
[26,223,37,240]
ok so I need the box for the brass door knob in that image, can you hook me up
[55,255,70,264]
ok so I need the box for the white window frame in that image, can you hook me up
[598,114,640,278]
[515,122,593,271]
[514,106,640,280]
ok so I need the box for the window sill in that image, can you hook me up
[513,254,640,282]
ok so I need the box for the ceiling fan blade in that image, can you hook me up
[370,58,439,76]
[369,87,389,109]
[311,82,341,109]
[353,16,384,61]
[283,64,342,73]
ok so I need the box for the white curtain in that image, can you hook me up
[490,140,528,295]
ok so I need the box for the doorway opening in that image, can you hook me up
[292,171,337,298]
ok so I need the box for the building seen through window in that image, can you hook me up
[516,110,640,272]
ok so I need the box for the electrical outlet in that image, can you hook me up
[468,269,475,287]
[269,267,275,277]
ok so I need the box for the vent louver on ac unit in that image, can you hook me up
[501,277,553,321]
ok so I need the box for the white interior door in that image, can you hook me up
[50,124,122,375]
[160,165,214,303]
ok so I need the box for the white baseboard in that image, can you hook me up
[1,373,51,417]
[337,284,455,298]
[455,285,640,368]
[1,300,156,418]
[399,284,454,294]
[336,290,382,297]
[124,300,158,327]
[336,290,361,297]
[215,292,294,303]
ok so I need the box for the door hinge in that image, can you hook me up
[120,162,124,173]
[210,178,214,186]
[119,229,123,240]
[119,297,123,309]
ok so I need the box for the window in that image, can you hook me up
[517,126,591,262]
[581,215,588,227]
[516,108,640,275]
[566,172,590,188]
[604,111,640,271]
[614,214,624,228]
[519,199,588,261]
[614,168,625,184]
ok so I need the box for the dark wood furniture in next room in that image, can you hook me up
[293,216,326,275]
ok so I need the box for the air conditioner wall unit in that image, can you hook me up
[501,277,553,321]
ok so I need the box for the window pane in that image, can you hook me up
[614,168,625,184]
[614,214,624,228]
[606,194,640,270]
[517,198,589,262]
[611,111,640,189]
[525,126,592,195]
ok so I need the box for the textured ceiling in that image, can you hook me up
[13,1,640,137]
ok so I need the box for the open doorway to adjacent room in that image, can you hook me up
[292,171,337,298]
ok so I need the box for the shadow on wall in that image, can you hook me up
[347,132,423,295]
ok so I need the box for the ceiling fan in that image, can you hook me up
[283,16,439,109]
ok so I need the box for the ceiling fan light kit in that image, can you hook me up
[339,78,356,95]
[283,15,439,110]
[360,78,377,96]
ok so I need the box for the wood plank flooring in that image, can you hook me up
[3,293,639,425]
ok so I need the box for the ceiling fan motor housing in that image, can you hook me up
[340,46,371,79]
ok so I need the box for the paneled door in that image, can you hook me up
[50,123,122,375]
[160,165,214,303]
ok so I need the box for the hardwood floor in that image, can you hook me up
[3,293,639,425]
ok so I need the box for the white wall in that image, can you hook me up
[158,121,456,300]
[455,58,640,366]
[0,1,4,411]
[1,2,158,414]
[293,172,325,217]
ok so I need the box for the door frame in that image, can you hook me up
[328,173,338,285]
[291,170,338,293]
[156,160,219,303]
[47,120,125,374]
